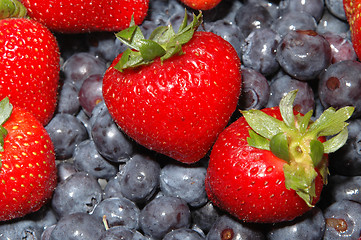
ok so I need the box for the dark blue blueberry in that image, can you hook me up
[234,3,274,38]
[73,139,118,180]
[322,32,357,63]
[91,103,134,162]
[317,9,350,35]
[241,28,281,76]
[245,0,280,19]
[267,74,315,114]
[103,173,125,199]
[51,172,103,218]
[62,52,107,90]
[323,175,361,206]
[267,207,325,240]
[140,196,191,239]
[206,215,265,240]
[45,113,89,160]
[50,212,105,240]
[57,161,77,182]
[329,119,361,176]
[325,0,347,20]
[271,11,317,38]
[163,228,205,240]
[77,109,92,137]
[78,74,104,117]
[323,200,361,239]
[238,67,270,110]
[87,32,126,62]
[117,154,161,204]
[100,226,148,240]
[160,163,208,207]
[0,219,42,239]
[28,205,58,233]
[279,0,324,22]
[191,201,222,234]
[56,80,80,115]
[92,197,140,229]
[276,30,332,81]
[41,224,56,240]
[318,60,361,118]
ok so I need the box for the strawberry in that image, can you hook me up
[19,0,149,33]
[0,17,60,125]
[0,97,57,221]
[343,0,361,59]
[103,12,242,164]
[205,90,354,223]
[179,0,222,10]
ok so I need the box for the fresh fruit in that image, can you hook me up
[343,0,361,59]
[20,0,149,33]
[179,0,222,10]
[102,12,242,164]
[0,97,57,221]
[206,90,354,223]
[0,17,60,125]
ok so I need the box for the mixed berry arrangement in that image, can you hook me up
[1,0,361,239]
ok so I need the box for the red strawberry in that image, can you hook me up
[0,97,57,221]
[103,12,242,164]
[19,0,149,33]
[0,17,60,125]
[343,0,361,59]
[179,0,222,10]
[206,90,354,223]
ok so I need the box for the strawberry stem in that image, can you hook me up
[0,97,13,168]
[0,0,27,19]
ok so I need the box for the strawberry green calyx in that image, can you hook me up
[0,97,13,167]
[0,0,27,19]
[114,11,203,72]
[241,90,354,207]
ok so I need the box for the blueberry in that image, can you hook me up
[267,74,315,115]
[323,175,361,206]
[117,154,161,204]
[56,161,77,182]
[317,9,350,35]
[191,201,222,234]
[87,32,126,62]
[51,172,103,217]
[0,219,42,239]
[103,173,125,199]
[234,3,273,38]
[241,28,281,76]
[206,215,265,240]
[322,32,357,63]
[279,0,324,22]
[73,139,118,180]
[140,196,191,239]
[267,207,325,240]
[78,74,104,117]
[163,228,205,240]
[325,0,347,21]
[318,60,361,117]
[62,52,107,90]
[276,30,332,81]
[50,212,105,240]
[160,163,208,207]
[323,200,361,239]
[91,103,134,162]
[56,80,80,115]
[99,225,148,240]
[328,119,361,176]
[92,197,140,229]
[238,67,270,111]
[46,113,89,160]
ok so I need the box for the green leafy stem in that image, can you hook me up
[114,11,203,72]
[0,97,13,169]
[0,0,27,19]
[242,90,354,207]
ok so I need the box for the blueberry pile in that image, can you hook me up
[3,0,361,239]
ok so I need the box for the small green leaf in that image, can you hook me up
[270,132,290,162]
[0,97,13,126]
[115,25,145,51]
[0,0,27,19]
[149,26,173,44]
[323,127,349,153]
[279,90,298,128]
[139,39,166,61]
[295,110,313,134]
[310,139,324,167]
[0,126,7,152]
[247,130,270,150]
[178,10,189,32]
[242,109,285,140]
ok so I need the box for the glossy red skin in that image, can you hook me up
[21,0,149,33]
[0,18,60,125]
[344,0,361,59]
[103,31,242,164]
[0,107,57,221]
[205,107,324,223]
[180,0,222,10]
